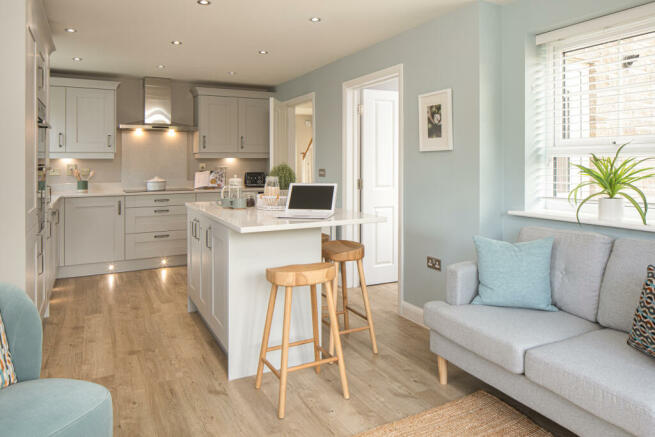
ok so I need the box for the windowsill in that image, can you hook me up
[507,209,655,233]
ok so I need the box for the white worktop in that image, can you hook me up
[47,183,261,208]
[186,202,385,234]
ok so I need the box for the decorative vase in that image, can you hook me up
[598,197,624,222]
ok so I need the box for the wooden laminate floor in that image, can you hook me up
[42,267,574,437]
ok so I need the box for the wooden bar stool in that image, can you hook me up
[321,240,378,355]
[255,262,349,419]
[321,232,330,243]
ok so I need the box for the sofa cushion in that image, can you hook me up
[0,378,113,437]
[518,226,614,322]
[598,238,655,332]
[472,236,557,311]
[627,265,655,358]
[525,329,655,437]
[423,301,599,374]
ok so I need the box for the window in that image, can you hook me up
[536,12,655,214]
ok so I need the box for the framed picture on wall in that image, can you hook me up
[418,88,453,152]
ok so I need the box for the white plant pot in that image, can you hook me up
[598,197,624,222]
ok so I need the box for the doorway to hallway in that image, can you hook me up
[342,65,403,312]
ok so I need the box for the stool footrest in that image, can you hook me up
[340,325,370,335]
[266,338,315,352]
[288,356,338,373]
[345,306,368,320]
[263,359,281,379]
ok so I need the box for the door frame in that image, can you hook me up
[269,92,316,175]
[341,64,404,313]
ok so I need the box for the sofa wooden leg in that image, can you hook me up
[437,356,448,385]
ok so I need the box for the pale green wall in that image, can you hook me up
[276,0,655,308]
[276,2,502,307]
[500,0,655,242]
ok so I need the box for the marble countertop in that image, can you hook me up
[186,202,385,234]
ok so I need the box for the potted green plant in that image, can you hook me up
[569,143,655,224]
[269,163,296,190]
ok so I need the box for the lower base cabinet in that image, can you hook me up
[125,231,187,260]
[65,197,124,266]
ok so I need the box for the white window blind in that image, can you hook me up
[536,13,655,208]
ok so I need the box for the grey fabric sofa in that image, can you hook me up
[423,226,655,437]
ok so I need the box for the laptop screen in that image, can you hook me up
[288,185,335,210]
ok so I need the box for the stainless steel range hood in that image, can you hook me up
[119,77,196,132]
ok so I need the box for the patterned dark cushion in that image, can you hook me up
[627,265,655,358]
[0,311,17,387]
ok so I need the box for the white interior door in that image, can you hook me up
[269,97,289,168]
[360,89,399,285]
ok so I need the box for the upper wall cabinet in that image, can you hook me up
[192,87,271,159]
[49,78,119,160]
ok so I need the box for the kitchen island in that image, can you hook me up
[185,202,384,380]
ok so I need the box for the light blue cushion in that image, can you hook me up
[0,378,112,437]
[472,236,557,311]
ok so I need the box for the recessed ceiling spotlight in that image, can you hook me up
[197,0,211,4]
[258,50,269,55]
[157,64,166,69]
[171,40,182,45]
[228,71,236,76]
[72,57,82,62]
[309,17,321,23]
[65,28,77,33]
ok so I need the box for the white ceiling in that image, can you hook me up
[45,0,504,87]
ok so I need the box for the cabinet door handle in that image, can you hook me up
[240,135,244,149]
[117,200,122,215]
[55,209,60,224]
[190,221,195,238]
[107,134,112,148]
[58,133,64,148]
[154,234,170,239]
[202,135,207,149]
[205,227,212,249]
[154,198,170,203]
[154,209,170,214]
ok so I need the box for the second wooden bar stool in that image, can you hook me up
[321,240,378,355]
[255,262,349,419]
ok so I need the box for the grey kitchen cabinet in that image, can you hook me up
[192,87,270,159]
[49,78,119,159]
[64,197,125,266]
[237,98,269,154]
[195,96,238,155]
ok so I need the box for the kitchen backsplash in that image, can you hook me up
[48,130,268,186]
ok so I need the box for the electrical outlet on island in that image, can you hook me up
[427,256,441,271]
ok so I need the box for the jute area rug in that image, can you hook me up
[355,391,552,436]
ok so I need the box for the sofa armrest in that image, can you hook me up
[446,261,479,305]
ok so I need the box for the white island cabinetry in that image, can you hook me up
[186,203,383,380]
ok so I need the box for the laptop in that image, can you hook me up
[276,183,337,219]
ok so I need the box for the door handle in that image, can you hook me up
[154,209,170,214]
[117,200,122,215]
[58,133,63,148]
[202,135,207,149]
[107,134,112,148]
[154,198,170,203]
[240,135,244,149]
[205,227,212,249]
[154,234,170,239]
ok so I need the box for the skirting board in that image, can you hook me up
[57,255,187,279]
[400,300,427,328]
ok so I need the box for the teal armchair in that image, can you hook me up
[0,283,113,437]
